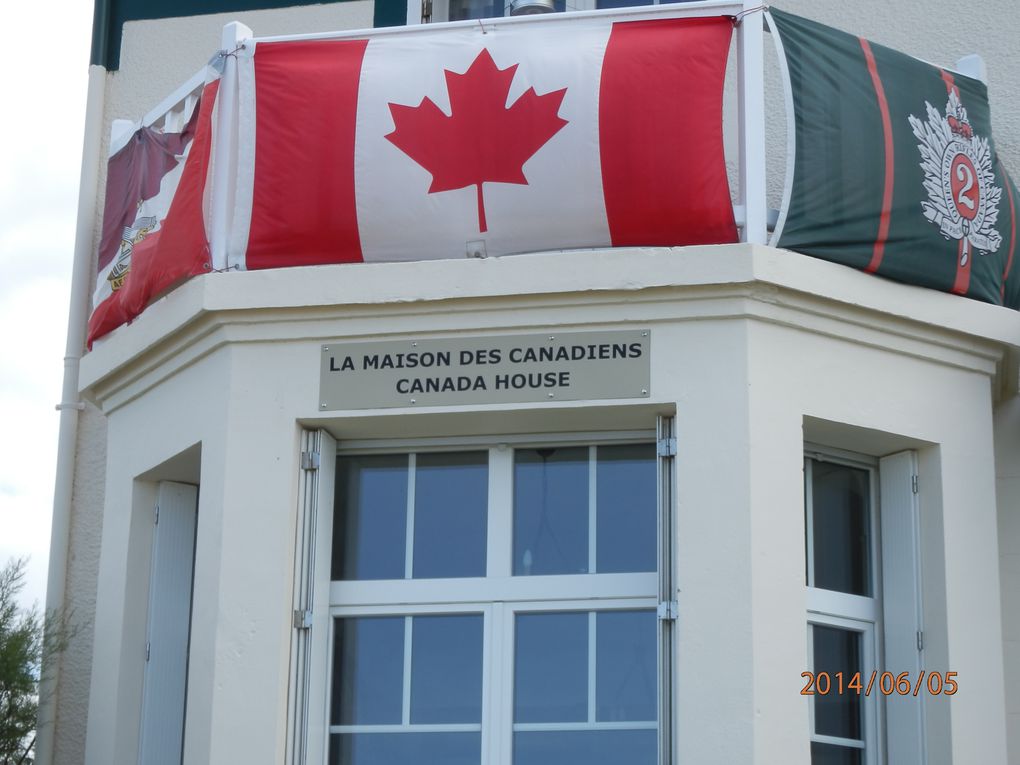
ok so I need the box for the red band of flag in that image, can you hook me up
[859,38,894,275]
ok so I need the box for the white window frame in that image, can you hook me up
[291,425,675,765]
[804,445,926,765]
[804,450,883,765]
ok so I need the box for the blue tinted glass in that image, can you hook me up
[810,742,863,765]
[331,617,404,725]
[447,0,566,15]
[334,456,407,580]
[411,615,483,724]
[514,612,587,722]
[596,610,657,721]
[448,0,503,20]
[513,730,657,765]
[330,733,480,765]
[812,625,862,740]
[596,444,656,573]
[413,452,488,579]
[513,448,589,576]
[596,0,652,7]
[810,460,871,596]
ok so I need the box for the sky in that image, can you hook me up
[0,1,92,609]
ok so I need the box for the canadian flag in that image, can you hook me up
[229,15,737,269]
[89,14,737,344]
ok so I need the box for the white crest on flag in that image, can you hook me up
[107,214,158,291]
[909,90,1002,265]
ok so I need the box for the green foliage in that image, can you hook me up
[0,559,43,765]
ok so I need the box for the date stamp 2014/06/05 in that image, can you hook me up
[801,671,958,697]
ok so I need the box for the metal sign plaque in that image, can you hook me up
[319,330,651,410]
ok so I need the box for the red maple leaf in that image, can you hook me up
[386,48,568,233]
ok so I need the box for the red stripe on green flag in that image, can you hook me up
[859,37,894,275]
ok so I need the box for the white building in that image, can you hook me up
[41,1,1019,764]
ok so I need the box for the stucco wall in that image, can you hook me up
[48,405,106,765]
[74,245,1018,764]
[994,396,1020,764]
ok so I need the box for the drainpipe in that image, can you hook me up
[34,61,107,765]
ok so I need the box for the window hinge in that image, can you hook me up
[911,475,919,494]
[293,610,313,630]
[916,630,924,651]
[301,450,320,471]
[154,504,159,526]
[657,438,677,457]
[657,601,679,621]
[145,641,151,662]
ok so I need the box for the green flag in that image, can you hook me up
[770,8,1019,309]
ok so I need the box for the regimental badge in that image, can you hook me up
[909,91,1002,267]
[108,214,157,292]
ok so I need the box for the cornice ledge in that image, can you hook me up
[80,244,1020,402]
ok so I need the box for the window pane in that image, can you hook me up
[596,444,656,573]
[413,452,488,579]
[514,612,587,722]
[331,617,404,725]
[330,733,480,765]
[596,610,656,721]
[513,447,589,576]
[447,0,568,18]
[334,456,408,580]
[410,615,483,724]
[448,0,503,20]
[812,625,862,740]
[513,730,656,765]
[809,460,871,596]
[810,741,863,765]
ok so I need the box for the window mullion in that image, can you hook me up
[498,603,514,765]
[482,604,499,765]
[405,454,417,579]
[588,611,597,723]
[588,446,597,574]
[488,447,513,578]
[402,616,413,726]
[861,621,881,765]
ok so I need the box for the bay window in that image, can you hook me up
[294,424,675,765]
[804,447,926,765]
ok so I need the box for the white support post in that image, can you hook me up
[35,61,110,765]
[737,2,767,245]
[210,22,252,272]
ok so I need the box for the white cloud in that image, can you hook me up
[0,0,92,611]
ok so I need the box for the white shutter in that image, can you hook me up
[657,415,677,765]
[138,481,199,765]
[879,450,926,764]
[288,430,337,765]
